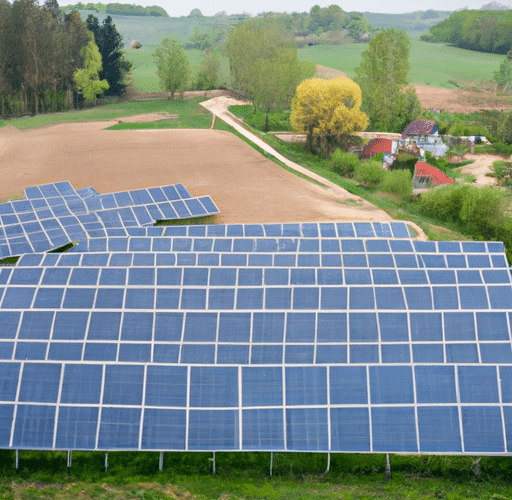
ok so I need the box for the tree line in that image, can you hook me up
[0,0,92,117]
[422,9,512,54]
[60,2,168,16]
[0,0,131,119]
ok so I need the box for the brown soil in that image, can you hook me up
[315,65,347,79]
[0,121,392,224]
[458,154,503,187]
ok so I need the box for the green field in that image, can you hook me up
[298,38,504,88]
[1,98,221,130]
[124,38,505,94]
[124,46,230,92]
[72,11,237,46]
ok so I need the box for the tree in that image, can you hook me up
[226,18,315,119]
[494,57,512,91]
[73,32,109,100]
[193,49,221,90]
[188,8,203,17]
[290,77,368,157]
[154,38,189,98]
[249,51,315,132]
[86,14,131,95]
[355,28,421,132]
[44,0,62,21]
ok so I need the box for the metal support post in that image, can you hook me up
[212,452,216,474]
[105,452,108,472]
[67,450,72,472]
[270,452,274,476]
[385,453,391,481]
[15,450,19,470]
[159,452,164,472]
[323,453,330,475]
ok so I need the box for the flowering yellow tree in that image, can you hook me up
[290,77,368,157]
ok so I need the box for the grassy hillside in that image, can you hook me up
[363,10,453,37]
[298,38,504,87]
[124,47,230,92]
[71,11,237,46]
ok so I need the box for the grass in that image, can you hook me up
[1,451,512,499]
[1,97,223,131]
[124,47,231,93]
[72,11,238,46]
[298,38,504,88]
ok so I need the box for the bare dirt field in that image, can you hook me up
[458,154,501,187]
[0,121,393,224]
[315,65,512,114]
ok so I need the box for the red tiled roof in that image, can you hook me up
[361,138,392,159]
[414,161,454,186]
[402,119,438,138]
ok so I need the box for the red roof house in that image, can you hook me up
[361,138,393,159]
[414,161,454,186]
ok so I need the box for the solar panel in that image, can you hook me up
[2,182,512,455]
[0,182,219,258]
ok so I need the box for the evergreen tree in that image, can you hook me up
[44,0,62,22]
[86,14,131,96]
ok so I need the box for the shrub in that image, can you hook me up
[498,111,512,145]
[354,160,386,186]
[419,184,509,241]
[474,142,512,157]
[378,169,412,198]
[424,151,450,172]
[391,153,417,175]
[329,149,361,176]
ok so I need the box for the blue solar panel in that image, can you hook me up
[3,188,512,456]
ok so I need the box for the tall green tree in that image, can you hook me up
[193,49,221,90]
[226,18,315,120]
[494,57,512,90]
[154,38,189,99]
[355,28,421,132]
[0,0,12,117]
[86,14,131,95]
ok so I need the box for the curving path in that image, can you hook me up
[201,96,427,240]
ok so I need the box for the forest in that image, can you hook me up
[423,9,512,54]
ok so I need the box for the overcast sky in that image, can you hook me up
[152,1,510,18]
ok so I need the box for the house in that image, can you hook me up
[413,161,454,189]
[402,119,439,139]
[361,138,397,159]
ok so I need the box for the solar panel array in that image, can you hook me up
[0,181,218,259]
[0,183,511,456]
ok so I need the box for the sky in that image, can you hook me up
[150,0,510,18]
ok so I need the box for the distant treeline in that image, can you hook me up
[61,2,169,17]
[422,9,512,54]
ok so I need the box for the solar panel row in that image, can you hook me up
[0,182,218,258]
[1,363,512,453]
[1,182,511,455]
